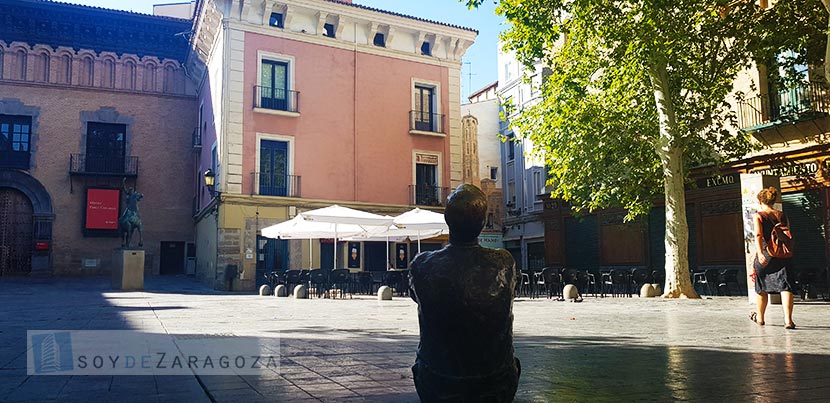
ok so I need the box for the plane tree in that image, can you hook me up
[465,0,764,298]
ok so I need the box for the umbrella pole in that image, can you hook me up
[417,231,421,254]
[386,236,390,270]
[309,238,312,269]
[334,224,338,270]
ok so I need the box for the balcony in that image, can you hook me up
[409,184,450,207]
[253,86,300,115]
[737,82,830,144]
[409,110,445,135]
[0,150,30,170]
[69,154,138,176]
[251,172,301,197]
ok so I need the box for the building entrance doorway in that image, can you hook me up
[0,187,33,275]
[159,241,185,275]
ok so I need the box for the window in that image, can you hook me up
[260,59,289,111]
[490,167,498,180]
[323,23,335,38]
[211,143,218,187]
[415,163,439,206]
[504,62,513,82]
[0,114,32,170]
[533,170,543,195]
[85,123,126,174]
[420,41,431,56]
[507,135,515,161]
[269,12,284,28]
[259,140,289,196]
[413,85,436,132]
[373,33,386,47]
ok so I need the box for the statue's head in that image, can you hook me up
[445,184,487,244]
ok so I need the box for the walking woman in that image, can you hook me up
[750,187,796,329]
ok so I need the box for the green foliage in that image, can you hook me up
[467,0,760,219]
[752,0,825,70]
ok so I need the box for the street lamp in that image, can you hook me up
[204,168,217,197]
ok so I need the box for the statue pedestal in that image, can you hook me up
[113,249,145,290]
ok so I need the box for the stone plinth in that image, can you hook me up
[112,249,144,291]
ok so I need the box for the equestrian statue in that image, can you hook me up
[119,178,143,248]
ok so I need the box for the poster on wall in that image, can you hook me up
[396,243,409,269]
[347,242,361,269]
[84,188,120,236]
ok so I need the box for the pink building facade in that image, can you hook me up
[188,0,476,290]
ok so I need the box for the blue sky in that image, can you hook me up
[69,0,505,100]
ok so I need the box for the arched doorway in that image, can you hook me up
[0,187,33,275]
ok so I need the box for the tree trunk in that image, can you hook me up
[648,61,700,299]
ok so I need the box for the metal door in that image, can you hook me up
[0,187,33,275]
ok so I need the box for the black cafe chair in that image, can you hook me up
[330,269,352,299]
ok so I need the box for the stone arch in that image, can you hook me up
[101,55,116,88]
[162,60,179,94]
[0,170,54,275]
[56,51,73,85]
[78,52,95,86]
[142,59,158,92]
[8,45,28,81]
[121,55,139,90]
[34,50,50,83]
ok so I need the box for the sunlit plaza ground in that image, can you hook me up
[1,276,829,402]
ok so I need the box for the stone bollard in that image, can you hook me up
[274,284,287,297]
[259,284,272,296]
[293,284,307,299]
[378,286,393,301]
[640,284,655,298]
[562,284,579,300]
[651,283,662,296]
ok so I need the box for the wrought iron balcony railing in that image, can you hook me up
[409,110,446,134]
[69,154,138,176]
[251,172,301,197]
[738,82,830,129]
[254,86,300,113]
[409,184,450,207]
[0,150,30,170]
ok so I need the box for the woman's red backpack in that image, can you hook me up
[765,211,794,259]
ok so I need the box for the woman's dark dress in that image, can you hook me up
[753,211,793,294]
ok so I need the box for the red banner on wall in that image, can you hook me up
[85,189,120,230]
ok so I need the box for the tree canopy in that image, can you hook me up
[472,0,760,218]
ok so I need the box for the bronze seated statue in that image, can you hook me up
[409,184,520,402]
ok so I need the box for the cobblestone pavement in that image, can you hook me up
[1,276,829,402]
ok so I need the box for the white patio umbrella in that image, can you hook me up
[298,205,393,269]
[342,224,443,268]
[261,215,367,268]
[393,208,449,253]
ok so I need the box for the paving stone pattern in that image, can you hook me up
[1,277,829,402]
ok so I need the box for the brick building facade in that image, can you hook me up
[0,0,198,276]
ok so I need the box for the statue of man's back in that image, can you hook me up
[409,184,520,402]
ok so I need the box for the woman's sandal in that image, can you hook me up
[785,322,796,330]
[750,312,765,326]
